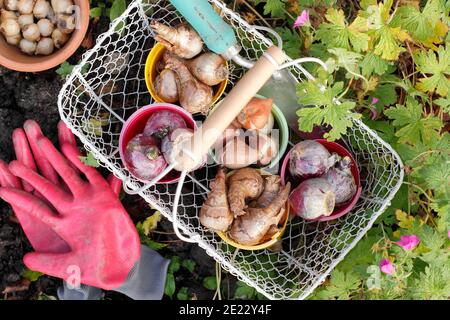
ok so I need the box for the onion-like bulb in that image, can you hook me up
[4,0,18,11]
[17,13,33,28]
[35,36,53,55]
[51,0,72,14]
[33,0,50,19]
[56,13,74,34]
[6,33,21,45]
[19,38,36,54]
[1,9,18,21]
[37,18,53,36]
[187,53,228,86]
[0,18,20,36]
[17,0,35,14]
[154,69,179,103]
[22,22,40,41]
[51,27,68,48]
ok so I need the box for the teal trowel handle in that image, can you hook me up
[169,0,237,55]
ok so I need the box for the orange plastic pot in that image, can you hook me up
[0,0,90,72]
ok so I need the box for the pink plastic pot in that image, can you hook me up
[281,139,362,222]
[119,103,197,184]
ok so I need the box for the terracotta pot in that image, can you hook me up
[0,0,90,72]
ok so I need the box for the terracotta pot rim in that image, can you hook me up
[0,0,90,72]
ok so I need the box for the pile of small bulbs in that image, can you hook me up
[0,0,75,55]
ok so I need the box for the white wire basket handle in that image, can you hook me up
[58,0,404,300]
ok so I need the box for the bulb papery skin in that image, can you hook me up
[187,53,228,86]
[289,178,336,219]
[17,14,33,28]
[19,38,36,54]
[51,0,73,14]
[1,9,19,22]
[322,157,357,205]
[37,18,53,36]
[289,140,337,178]
[22,22,40,41]
[56,13,75,34]
[5,0,18,11]
[6,33,21,44]
[35,36,53,55]
[1,18,20,36]
[154,69,179,103]
[17,0,35,15]
[51,27,68,48]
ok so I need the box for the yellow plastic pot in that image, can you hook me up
[145,42,228,107]
[216,170,290,251]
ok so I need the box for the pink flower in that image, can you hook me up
[447,229,450,239]
[293,10,310,28]
[395,235,420,251]
[371,97,379,105]
[379,258,395,274]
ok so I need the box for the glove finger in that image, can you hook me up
[37,138,86,196]
[0,187,62,231]
[12,128,37,193]
[0,160,22,189]
[107,174,122,196]
[23,252,74,283]
[61,143,109,188]
[9,161,71,207]
[23,120,60,185]
[57,121,77,149]
[13,205,70,253]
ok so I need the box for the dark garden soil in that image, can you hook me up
[0,19,228,301]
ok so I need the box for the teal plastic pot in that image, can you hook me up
[208,94,289,169]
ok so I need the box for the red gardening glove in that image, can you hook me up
[0,125,138,290]
[0,120,122,254]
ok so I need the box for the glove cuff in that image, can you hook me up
[114,245,170,300]
[57,282,104,300]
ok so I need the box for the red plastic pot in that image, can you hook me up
[119,103,197,184]
[281,139,362,222]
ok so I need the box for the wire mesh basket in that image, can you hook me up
[58,0,404,300]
